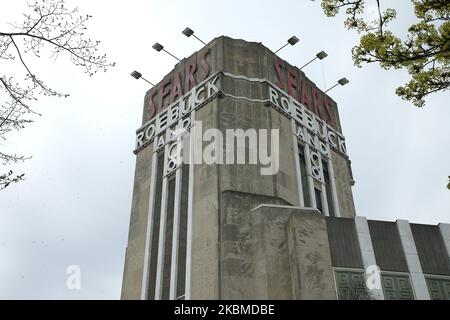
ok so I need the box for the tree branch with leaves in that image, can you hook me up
[321,0,449,107]
[0,0,115,190]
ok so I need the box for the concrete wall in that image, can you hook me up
[220,193,289,299]
[331,150,356,218]
[286,209,337,299]
[138,36,355,210]
[219,203,337,300]
[121,143,154,299]
[190,101,221,299]
[122,36,357,299]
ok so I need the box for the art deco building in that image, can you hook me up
[121,36,450,300]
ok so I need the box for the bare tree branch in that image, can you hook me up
[0,0,115,190]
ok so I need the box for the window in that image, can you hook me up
[426,277,450,300]
[381,273,414,300]
[315,188,323,213]
[147,150,191,299]
[334,270,369,300]
[176,164,189,299]
[298,145,310,207]
[161,175,176,299]
[147,151,165,300]
[322,160,335,217]
[144,116,194,300]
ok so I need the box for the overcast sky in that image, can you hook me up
[0,0,449,299]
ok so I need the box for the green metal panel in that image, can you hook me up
[335,270,369,300]
[426,277,450,300]
[381,274,414,300]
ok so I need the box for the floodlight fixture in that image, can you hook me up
[274,36,300,54]
[130,70,154,86]
[152,42,181,62]
[182,27,207,45]
[325,77,350,93]
[300,50,328,70]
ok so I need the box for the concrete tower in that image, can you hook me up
[121,37,450,300]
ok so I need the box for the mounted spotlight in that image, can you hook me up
[338,77,349,86]
[152,43,164,52]
[152,42,181,62]
[274,36,300,53]
[325,77,349,93]
[130,70,154,86]
[300,50,328,70]
[287,36,299,46]
[182,27,207,45]
[182,27,194,37]
[316,51,328,60]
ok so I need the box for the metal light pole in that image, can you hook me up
[182,27,207,45]
[152,43,181,62]
[130,70,154,86]
[300,51,328,70]
[325,78,349,93]
[274,36,299,54]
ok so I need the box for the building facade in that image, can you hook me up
[121,36,450,300]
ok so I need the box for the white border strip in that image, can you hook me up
[154,144,170,299]
[292,119,304,207]
[354,216,385,300]
[250,203,319,212]
[396,220,430,300]
[140,146,158,300]
[320,183,330,216]
[169,166,182,299]
[304,144,317,209]
[220,92,270,104]
[327,160,341,217]
[185,110,196,300]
